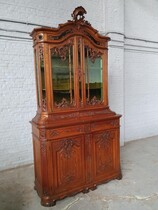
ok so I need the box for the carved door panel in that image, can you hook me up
[50,136,85,193]
[92,129,118,182]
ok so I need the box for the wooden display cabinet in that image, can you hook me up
[30,6,122,207]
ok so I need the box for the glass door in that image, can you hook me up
[50,38,107,111]
[83,41,104,106]
[51,42,75,109]
[34,45,46,111]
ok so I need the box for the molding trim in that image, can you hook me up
[1,21,158,53]
[0,18,51,28]
[107,32,158,53]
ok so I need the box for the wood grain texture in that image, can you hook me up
[31,6,121,207]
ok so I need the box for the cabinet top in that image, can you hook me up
[30,6,110,48]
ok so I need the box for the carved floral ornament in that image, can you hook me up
[85,45,103,63]
[47,6,105,46]
[33,34,44,44]
[48,109,113,121]
[54,98,75,108]
[59,139,76,159]
[39,45,44,61]
[86,96,103,105]
[97,131,115,148]
[51,39,73,61]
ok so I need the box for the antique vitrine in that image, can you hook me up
[31,6,122,207]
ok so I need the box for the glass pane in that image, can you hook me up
[35,49,40,106]
[85,47,103,105]
[40,58,46,99]
[51,46,74,108]
[78,40,82,104]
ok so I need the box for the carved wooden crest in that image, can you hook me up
[71,6,87,21]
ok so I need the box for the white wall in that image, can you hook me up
[1,0,158,170]
[124,0,158,141]
[0,0,106,171]
[105,0,125,145]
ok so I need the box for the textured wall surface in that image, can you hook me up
[105,0,125,145]
[0,0,158,170]
[0,40,36,170]
[124,0,158,141]
[0,0,106,170]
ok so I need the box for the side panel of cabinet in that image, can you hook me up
[33,137,42,193]
[92,129,120,183]
[49,135,86,194]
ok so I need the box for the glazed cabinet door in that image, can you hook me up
[92,129,120,182]
[49,36,108,111]
[34,46,46,112]
[50,39,76,110]
[49,136,85,194]
[78,37,108,107]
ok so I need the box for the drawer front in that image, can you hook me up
[91,119,119,132]
[47,125,84,139]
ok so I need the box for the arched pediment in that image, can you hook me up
[31,6,110,49]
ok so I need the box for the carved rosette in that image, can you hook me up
[33,34,43,45]
[38,34,44,41]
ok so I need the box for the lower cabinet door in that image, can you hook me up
[50,135,85,194]
[92,129,119,182]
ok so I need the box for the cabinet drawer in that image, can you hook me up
[47,125,84,139]
[91,119,119,132]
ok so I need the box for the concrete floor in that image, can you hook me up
[0,136,158,210]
